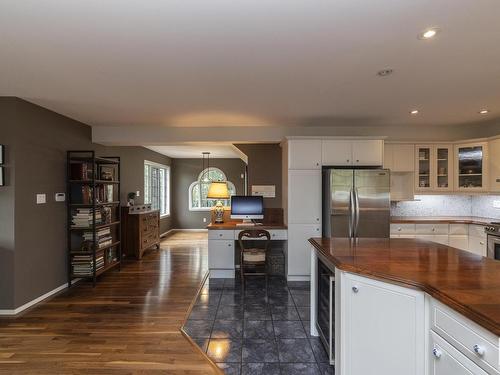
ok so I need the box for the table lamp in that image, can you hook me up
[207,181,230,223]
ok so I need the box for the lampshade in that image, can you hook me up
[207,181,230,199]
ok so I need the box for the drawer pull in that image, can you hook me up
[479,241,485,245]
[432,347,442,359]
[352,286,359,293]
[473,344,485,356]
[397,227,402,231]
[219,234,223,237]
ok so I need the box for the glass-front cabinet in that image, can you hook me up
[454,142,488,191]
[415,145,453,192]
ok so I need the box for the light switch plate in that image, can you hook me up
[203,217,207,223]
[36,194,46,204]
[493,200,500,208]
[136,190,140,197]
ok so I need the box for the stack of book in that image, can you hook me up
[71,209,102,228]
[82,227,113,249]
[71,254,104,276]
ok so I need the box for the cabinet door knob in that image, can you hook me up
[352,286,359,293]
[316,162,319,166]
[397,227,402,231]
[356,159,359,163]
[480,241,485,245]
[432,347,442,359]
[316,218,320,221]
[473,344,485,356]
[346,159,350,163]
[228,243,232,247]
[432,228,435,232]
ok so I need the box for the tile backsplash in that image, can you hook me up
[391,195,500,219]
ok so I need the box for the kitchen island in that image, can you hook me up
[309,237,500,375]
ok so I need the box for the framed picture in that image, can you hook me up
[0,167,4,186]
[0,145,4,164]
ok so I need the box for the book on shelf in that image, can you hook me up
[71,254,104,275]
[70,185,94,204]
[70,163,94,180]
[71,208,102,228]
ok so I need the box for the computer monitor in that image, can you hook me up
[230,195,264,221]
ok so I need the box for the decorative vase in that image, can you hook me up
[214,201,225,223]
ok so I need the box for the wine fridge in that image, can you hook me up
[316,258,335,365]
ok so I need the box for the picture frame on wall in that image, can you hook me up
[0,145,4,164]
[0,167,4,186]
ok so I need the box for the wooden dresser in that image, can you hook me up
[121,206,160,259]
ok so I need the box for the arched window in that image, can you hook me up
[189,167,236,211]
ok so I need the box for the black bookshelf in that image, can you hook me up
[67,151,122,287]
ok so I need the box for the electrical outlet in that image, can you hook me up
[493,200,500,209]
[36,194,46,204]
[203,217,207,223]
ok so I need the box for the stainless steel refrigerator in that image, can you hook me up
[322,168,390,238]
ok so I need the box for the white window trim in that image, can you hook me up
[188,167,236,212]
[144,160,171,218]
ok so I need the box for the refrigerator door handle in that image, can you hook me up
[349,188,355,238]
[353,187,360,238]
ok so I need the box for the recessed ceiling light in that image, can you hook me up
[479,109,490,115]
[410,109,419,115]
[418,27,440,40]
[377,68,393,77]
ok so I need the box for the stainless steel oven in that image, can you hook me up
[485,224,500,260]
[316,258,335,365]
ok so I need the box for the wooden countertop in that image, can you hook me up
[391,216,498,225]
[309,237,500,336]
[207,221,287,230]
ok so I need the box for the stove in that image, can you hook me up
[485,223,500,260]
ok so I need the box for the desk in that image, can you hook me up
[207,222,288,278]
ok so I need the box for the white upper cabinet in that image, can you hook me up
[321,140,353,166]
[454,142,489,192]
[287,139,322,169]
[352,140,384,166]
[415,144,454,192]
[489,138,500,192]
[322,139,383,166]
[384,143,414,172]
[287,169,322,224]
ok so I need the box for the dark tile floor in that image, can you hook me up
[183,276,334,375]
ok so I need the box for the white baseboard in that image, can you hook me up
[0,280,78,316]
[287,275,311,282]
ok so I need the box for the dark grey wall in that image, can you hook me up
[234,144,282,208]
[0,97,173,309]
[171,158,246,229]
[0,99,16,309]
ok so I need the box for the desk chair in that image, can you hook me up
[238,229,271,286]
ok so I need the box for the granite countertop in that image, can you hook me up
[309,237,500,336]
[391,216,499,225]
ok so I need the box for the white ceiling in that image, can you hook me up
[146,143,245,159]
[1,0,499,130]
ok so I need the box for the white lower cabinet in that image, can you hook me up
[287,224,321,279]
[208,239,234,271]
[449,235,469,251]
[430,331,488,375]
[340,272,425,375]
[468,236,487,257]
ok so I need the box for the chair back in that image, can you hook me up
[238,229,271,252]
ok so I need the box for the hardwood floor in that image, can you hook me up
[0,232,219,374]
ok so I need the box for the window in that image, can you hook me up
[144,161,170,217]
[189,167,236,211]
